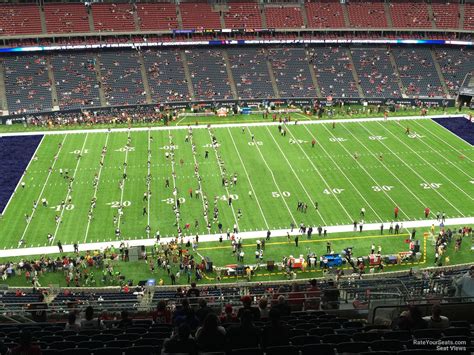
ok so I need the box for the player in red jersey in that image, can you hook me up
[424,207,430,218]
[394,206,399,219]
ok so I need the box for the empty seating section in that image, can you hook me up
[347,1,387,28]
[51,53,100,109]
[464,3,474,30]
[264,6,304,29]
[137,3,178,31]
[142,49,190,102]
[224,2,262,29]
[435,48,474,96]
[44,3,90,34]
[305,2,345,28]
[186,49,232,100]
[432,2,459,29]
[180,3,221,30]
[392,47,444,97]
[98,50,146,106]
[351,48,401,97]
[269,48,316,98]
[227,47,274,99]
[309,47,359,98]
[92,3,135,32]
[390,2,432,29]
[0,4,42,36]
[2,55,52,113]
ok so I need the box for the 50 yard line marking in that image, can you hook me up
[227,127,269,230]
[51,133,89,244]
[117,130,132,228]
[83,132,110,243]
[18,135,67,247]
[146,129,151,230]
[168,130,181,229]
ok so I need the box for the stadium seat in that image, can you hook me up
[124,346,155,354]
[300,343,335,355]
[336,341,370,353]
[65,335,90,343]
[49,341,76,350]
[442,327,471,337]
[42,350,60,355]
[105,340,131,348]
[60,348,90,355]
[78,341,104,350]
[93,348,122,355]
[265,345,299,355]
[383,331,412,341]
[352,332,384,342]
[413,329,442,339]
[371,340,405,351]
[290,335,321,345]
[309,327,334,336]
[231,348,263,355]
[322,334,351,344]
[42,336,64,344]
[91,334,114,342]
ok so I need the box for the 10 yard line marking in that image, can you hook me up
[83,132,110,243]
[227,127,270,230]
[359,123,465,216]
[18,135,67,247]
[264,126,330,225]
[51,133,89,244]
[1,135,44,216]
[377,121,473,202]
[246,126,298,226]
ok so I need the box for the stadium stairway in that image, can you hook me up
[388,50,407,98]
[176,4,184,30]
[93,54,107,107]
[39,6,47,34]
[0,61,8,113]
[300,3,309,28]
[427,3,437,30]
[222,50,238,100]
[265,49,280,98]
[305,48,322,98]
[180,51,195,100]
[347,49,365,98]
[138,50,152,104]
[430,48,451,98]
[384,2,394,28]
[88,4,95,32]
[459,2,466,30]
[342,3,351,27]
[260,3,268,29]
[46,56,59,110]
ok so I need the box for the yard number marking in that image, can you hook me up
[420,183,442,190]
[107,200,131,208]
[272,191,291,198]
[248,141,263,146]
[162,197,186,204]
[52,204,75,211]
[329,137,347,142]
[323,188,344,195]
[115,146,135,152]
[70,149,89,154]
[372,185,394,192]
[369,136,387,141]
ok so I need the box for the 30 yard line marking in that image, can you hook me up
[377,121,473,202]
[300,123,384,222]
[407,120,474,177]
[246,126,298,226]
[358,123,465,216]
[264,126,330,225]
[1,135,44,216]
[17,135,67,247]
[226,127,269,229]
[52,133,89,244]
[83,132,110,243]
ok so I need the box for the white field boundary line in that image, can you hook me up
[117,130,131,228]
[263,125,330,225]
[226,127,270,230]
[188,128,211,231]
[377,121,473,202]
[409,119,474,172]
[1,135,44,216]
[17,135,67,247]
[429,116,474,152]
[168,130,181,230]
[51,133,89,244]
[246,126,298,226]
[296,121,384,222]
[0,114,467,137]
[358,123,466,217]
[340,122,438,224]
[4,216,473,258]
[147,129,151,231]
[206,127,240,230]
[83,132,110,243]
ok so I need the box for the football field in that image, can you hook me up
[1,116,473,254]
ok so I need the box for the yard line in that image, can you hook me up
[428,118,474,162]
[83,132,110,243]
[51,134,89,244]
[1,135,44,216]
[18,135,67,247]
[409,119,474,170]
[146,129,151,230]
[168,130,181,229]
[299,124,384,222]
[263,126,330,224]
[117,130,132,228]
[206,128,240,231]
[376,121,473,201]
[358,123,466,216]
[246,127,298,226]
[226,127,269,229]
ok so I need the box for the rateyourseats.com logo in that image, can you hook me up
[412,339,467,352]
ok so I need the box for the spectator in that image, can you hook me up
[219,304,238,324]
[423,304,450,329]
[65,311,81,332]
[153,300,171,324]
[288,283,304,311]
[11,331,41,355]
[261,308,290,348]
[273,295,291,317]
[321,280,340,310]
[196,298,213,324]
[117,310,133,329]
[80,306,104,329]
[395,306,428,331]
[172,298,199,331]
[305,279,321,310]
[227,310,261,349]
[454,265,474,300]
[186,282,200,305]
[29,293,48,323]
[195,313,226,352]
[236,295,260,321]
[162,323,197,355]
[258,297,270,319]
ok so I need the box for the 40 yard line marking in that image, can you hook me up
[17,135,67,247]
[226,127,269,230]
[377,121,473,202]
[83,132,110,243]
[51,133,89,244]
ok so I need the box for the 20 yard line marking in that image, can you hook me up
[227,127,269,230]
[83,132,110,243]
[51,133,89,244]
[17,135,67,247]
[265,127,330,225]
